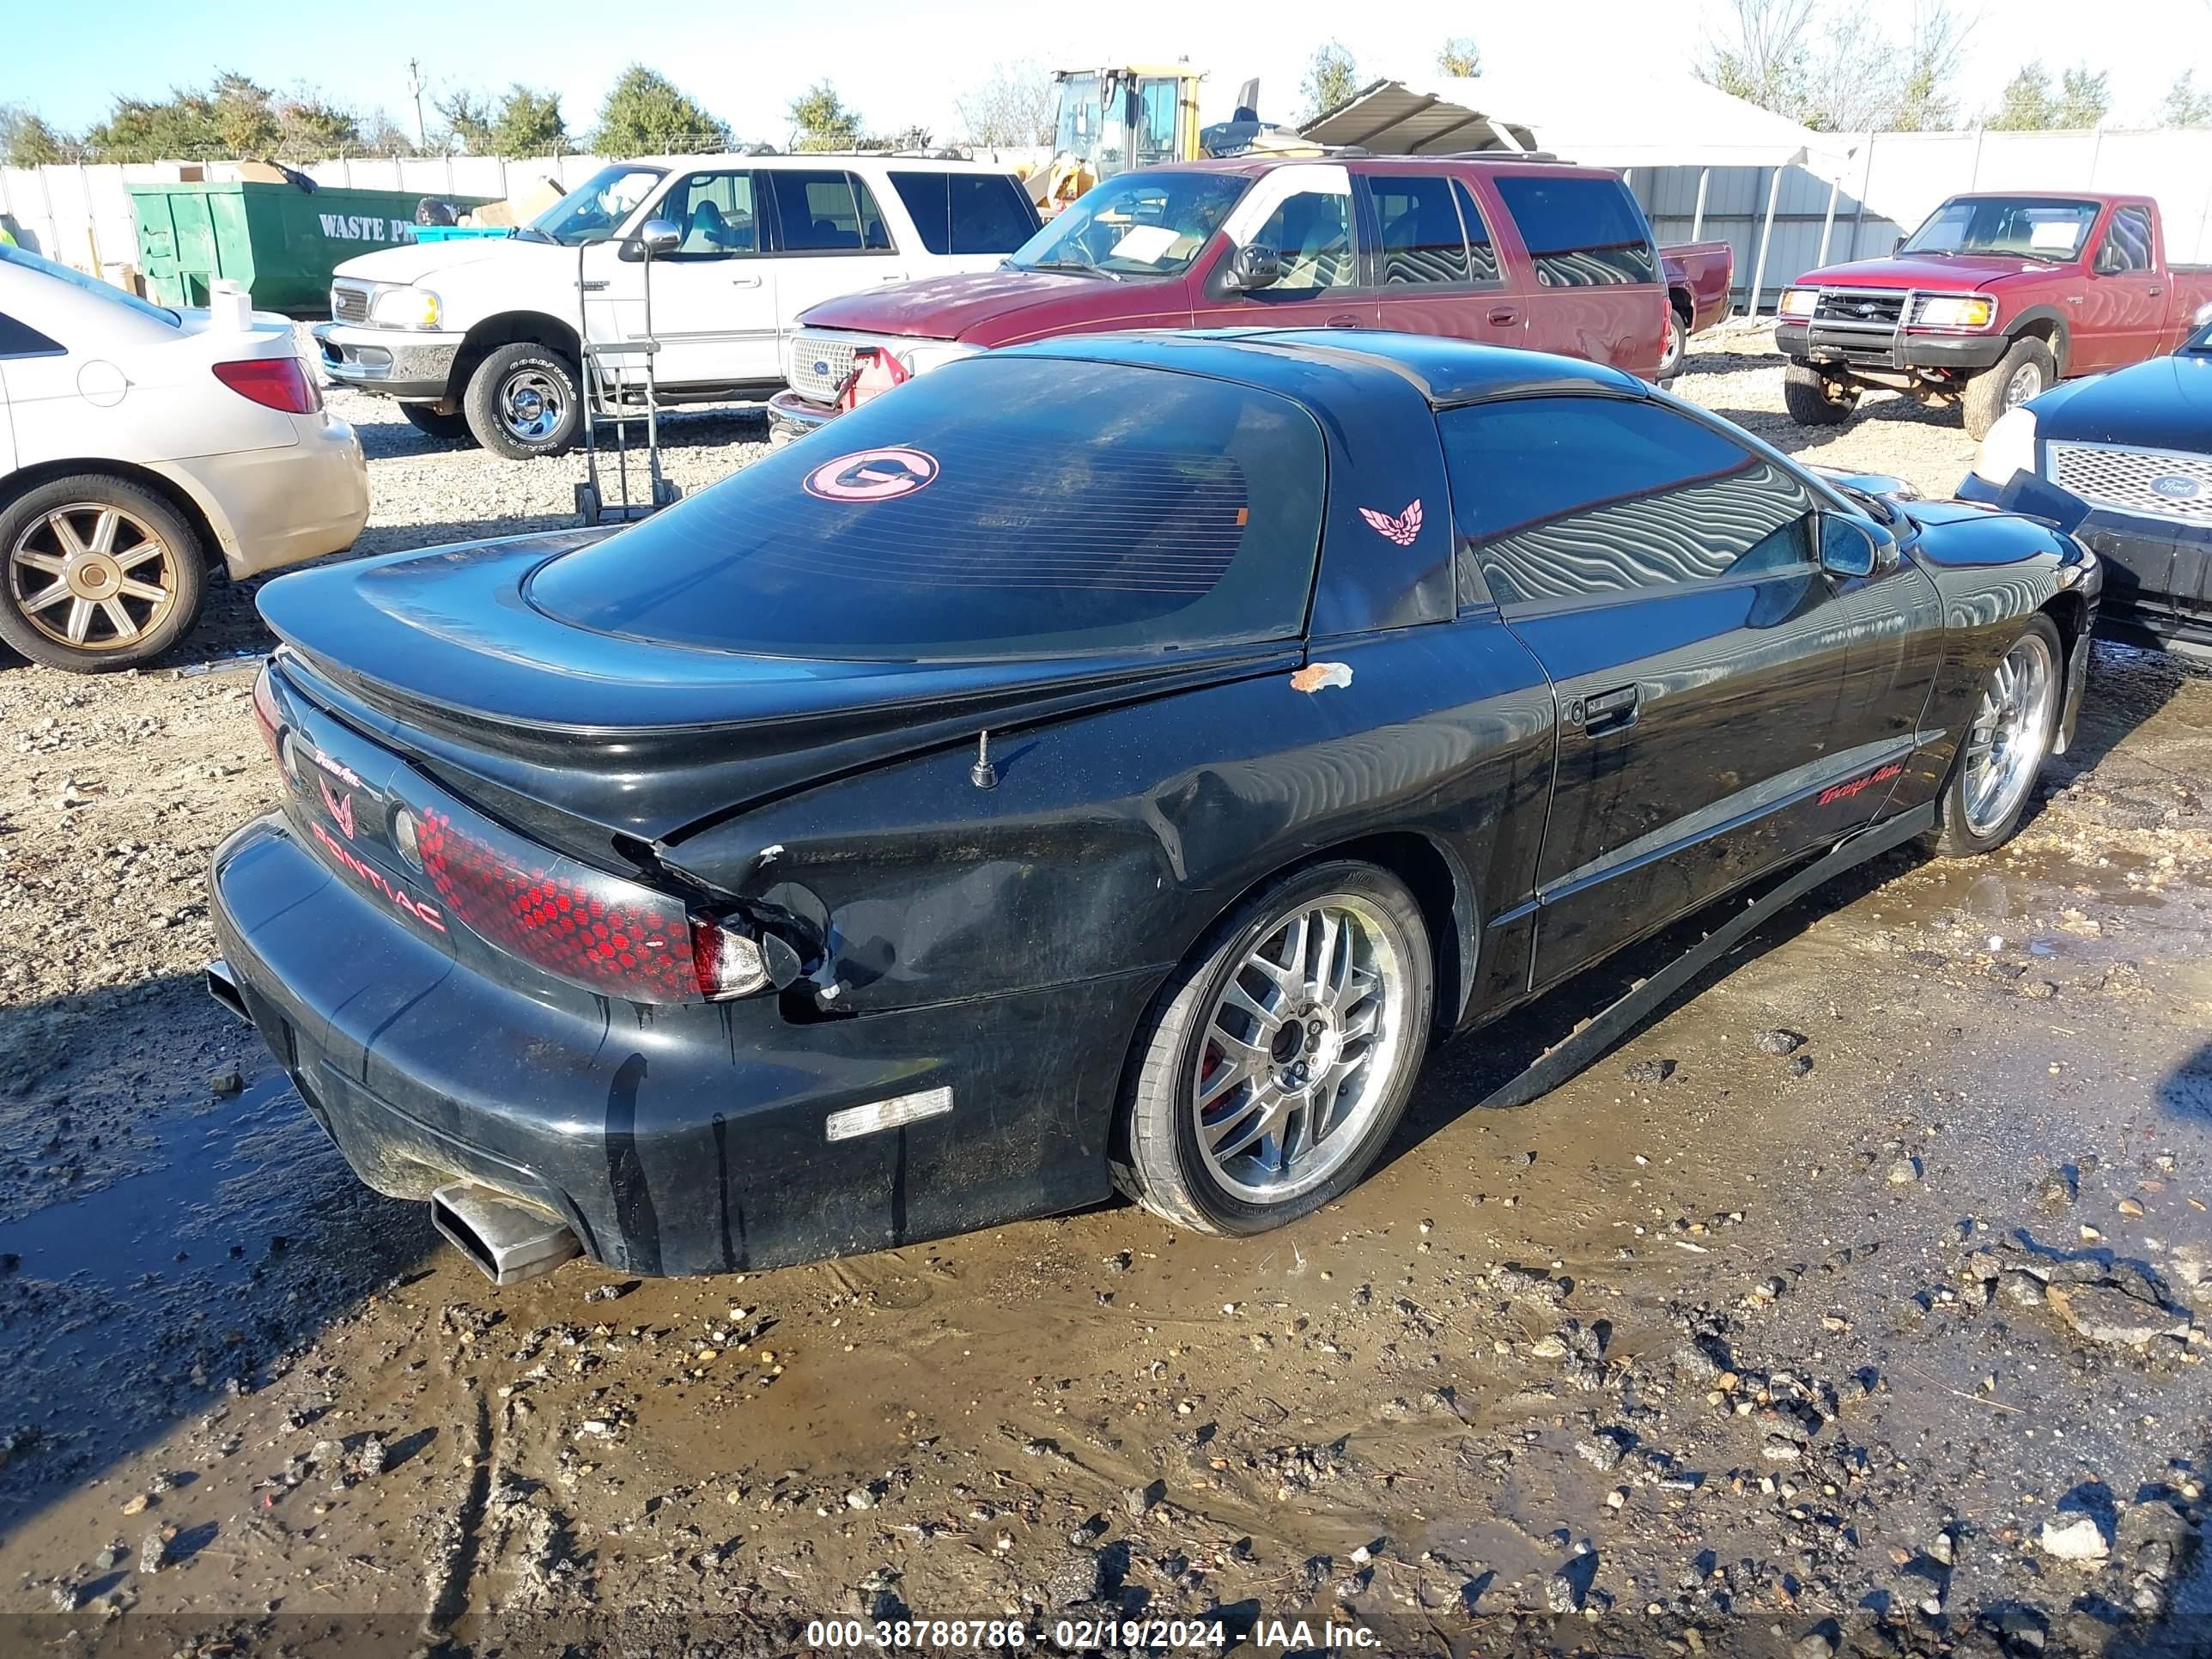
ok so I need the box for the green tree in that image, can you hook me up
[2052,64,2112,128]
[434,88,496,154]
[275,92,360,155]
[787,81,862,151]
[594,66,731,155]
[359,109,420,158]
[1437,36,1482,77]
[1989,61,2055,130]
[2,105,73,166]
[2163,70,2212,125]
[490,86,568,156]
[1301,42,1360,121]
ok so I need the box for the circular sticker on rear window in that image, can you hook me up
[803,447,940,501]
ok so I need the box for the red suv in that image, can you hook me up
[769,155,1671,441]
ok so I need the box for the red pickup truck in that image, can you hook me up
[1776,191,2212,438]
[770,155,1719,441]
[1662,240,1735,376]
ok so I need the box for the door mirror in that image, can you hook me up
[2093,242,2123,276]
[622,218,683,261]
[1819,514,1893,579]
[1222,241,1282,293]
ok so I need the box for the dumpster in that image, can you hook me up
[129,180,493,317]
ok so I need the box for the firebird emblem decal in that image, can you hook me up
[319,775,356,840]
[1358,500,1422,546]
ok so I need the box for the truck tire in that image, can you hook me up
[1961,337,2055,441]
[0,473,206,672]
[1782,362,1859,427]
[1658,305,1689,382]
[401,404,477,446]
[464,342,582,460]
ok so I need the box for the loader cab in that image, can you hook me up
[1037,67,1203,215]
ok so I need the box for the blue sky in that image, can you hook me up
[7,0,2212,143]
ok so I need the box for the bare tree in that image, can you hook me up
[1301,42,1361,122]
[1695,0,1971,132]
[1437,36,1482,77]
[1695,0,1817,114]
[956,62,1056,148]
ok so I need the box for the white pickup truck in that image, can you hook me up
[313,155,1040,459]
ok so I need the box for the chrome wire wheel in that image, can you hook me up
[1961,629,2057,837]
[7,501,179,653]
[497,367,568,442]
[1191,893,1418,1205]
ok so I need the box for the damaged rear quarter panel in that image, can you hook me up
[669,621,1559,1037]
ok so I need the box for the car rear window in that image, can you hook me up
[1492,174,1657,286]
[771,171,893,252]
[530,356,1327,661]
[887,172,1041,255]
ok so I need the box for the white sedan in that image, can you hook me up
[1,245,368,672]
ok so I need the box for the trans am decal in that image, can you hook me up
[1358,500,1422,546]
[1818,761,1905,808]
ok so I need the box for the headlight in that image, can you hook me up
[1971,407,2039,486]
[1778,288,1819,319]
[1914,295,1995,329]
[368,286,441,330]
[893,341,981,376]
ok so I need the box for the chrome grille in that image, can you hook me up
[2049,441,2212,523]
[331,283,370,325]
[1811,289,1905,331]
[786,330,860,404]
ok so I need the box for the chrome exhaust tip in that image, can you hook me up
[205,957,250,1024]
[430,1182,581,1285]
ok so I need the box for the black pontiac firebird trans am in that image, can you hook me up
[209,331,2100,1285]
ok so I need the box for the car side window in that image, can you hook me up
[1250,184,1356,292]
[887,173,1039,256]
[772,171,895,253]
[1440,397,1817,607]
[1370,175,1474,286]
[2096,206,2154,275]
[667,172,759,258]
[1450,180,1502,283]
[1492,175,1658,287]
[0,311,64,356]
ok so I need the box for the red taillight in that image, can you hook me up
[213,356,321,415]
[415,809,704,1002]
[250,661,284,768]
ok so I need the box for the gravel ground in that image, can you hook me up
[0,336,2207,1657]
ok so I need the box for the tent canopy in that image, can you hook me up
[1302,70,1856,179]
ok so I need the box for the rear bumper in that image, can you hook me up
[1778,320,2008,376]
[155,416,368,580]
[313,321,463,401]
[209,811,1127,1278]
[766,389,838,445]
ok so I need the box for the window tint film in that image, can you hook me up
[2100,205,2154,273]
[1451,181,1502,283]
[1371,175,1472,285]
[888,172,1041,255]
[1441,397,1816,605]
[1492,174,1657,286]
[531,357,1328,660]
[669,172,757,255]
[774,171,890,252]
[1253,186,1356,291]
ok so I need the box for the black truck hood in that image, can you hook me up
[258,535,1293,864]
[2030,350,2212,450]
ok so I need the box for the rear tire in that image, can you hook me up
[0,473,206,672]
[1929,614,2063,857]
[1110,861,1432,1237]
[1783,362,1859,427]
[401,404,477,445]
[1658,307,1689,381]
[1961,337,2055,441]
[464,342,581,460]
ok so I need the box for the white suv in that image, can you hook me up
[314,155,1040,459]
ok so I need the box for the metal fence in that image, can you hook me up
[1622,126,2212,317]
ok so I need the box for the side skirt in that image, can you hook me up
[1480,801,1936,1111]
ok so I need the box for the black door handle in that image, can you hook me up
[1572,684,1640,736]
[1488,306,1520,326]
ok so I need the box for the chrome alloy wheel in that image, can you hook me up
[7,501,179,653]
[1191,894,1418,1204]
[497,367,569,442]
[1962,629,2057,837]
[2003,359,2045,410]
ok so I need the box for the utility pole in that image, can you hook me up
[407,58,428,149]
